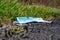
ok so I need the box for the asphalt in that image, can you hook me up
[0,18,60,40]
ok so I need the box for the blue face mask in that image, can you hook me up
[14,16,52,23]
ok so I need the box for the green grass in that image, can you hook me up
[0,0,60,23]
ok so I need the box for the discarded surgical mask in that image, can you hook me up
[14,16,52,23]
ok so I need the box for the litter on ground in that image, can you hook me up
[13,16,52,24]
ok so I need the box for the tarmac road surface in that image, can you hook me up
[0,18,60,40]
